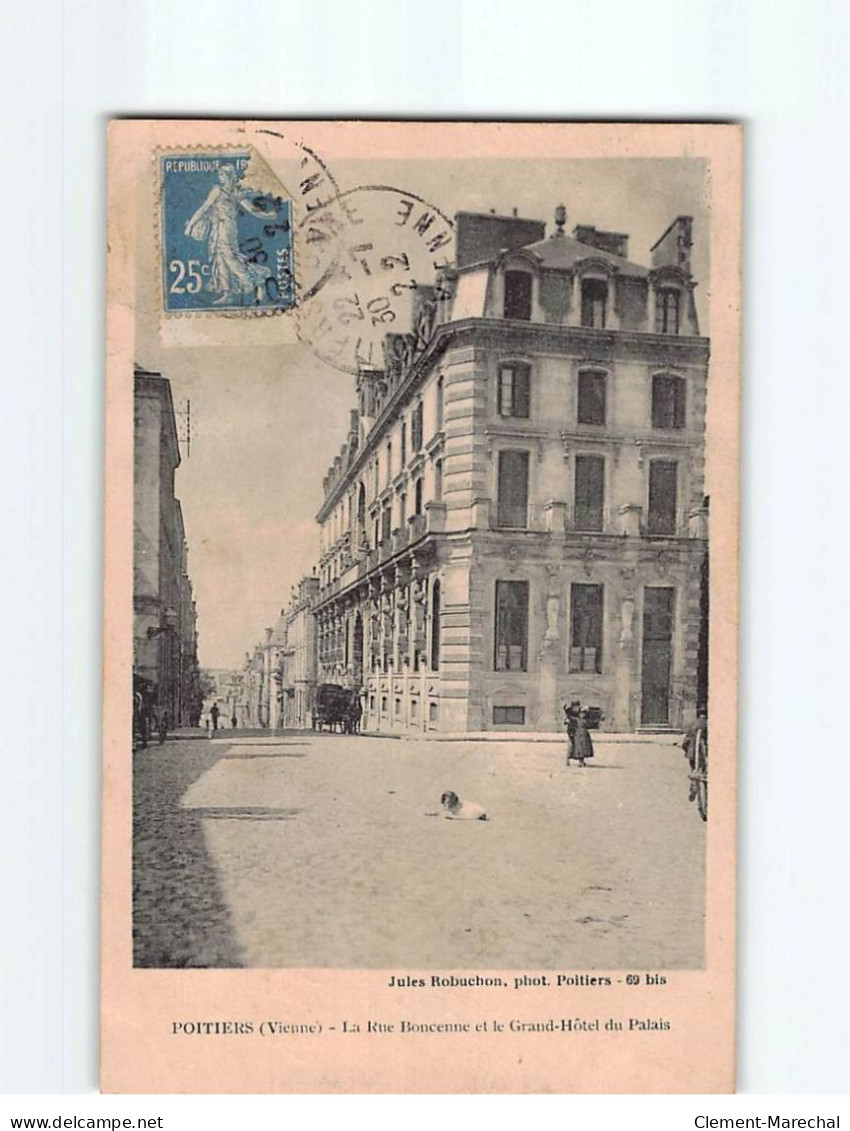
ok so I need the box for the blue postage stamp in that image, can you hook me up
[160,152,294,313]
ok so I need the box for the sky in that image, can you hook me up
[135,154,710,670]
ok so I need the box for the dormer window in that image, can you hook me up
[503,271,532,321]
[656,287,681,334]
[498,362,530,419]
[581,278,608,328]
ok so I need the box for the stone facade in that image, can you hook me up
[280,575,320,728]
[312,206,709,734]
[133,367,200,726]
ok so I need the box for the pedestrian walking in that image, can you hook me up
[210,702,220,731]
[564,698,581,765]
[572,708,595,767]
[231,711,237,729]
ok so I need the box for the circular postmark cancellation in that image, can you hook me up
[295,186,455,375]
[158,129,342,317]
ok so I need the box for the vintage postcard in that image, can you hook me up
[102,120,741,1093]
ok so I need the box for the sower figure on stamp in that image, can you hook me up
[184,165,275,305]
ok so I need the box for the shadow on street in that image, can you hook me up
[133,739,245,968]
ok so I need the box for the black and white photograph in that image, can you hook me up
[129,133,715,973]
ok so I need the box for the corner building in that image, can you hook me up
[313,207,709,733]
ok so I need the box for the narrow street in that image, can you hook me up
[133,732,705,970]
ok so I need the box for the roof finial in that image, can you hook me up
[554,203,567,237]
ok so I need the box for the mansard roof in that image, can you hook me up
[520,234,649,277]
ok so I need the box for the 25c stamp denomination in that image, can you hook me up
[160,151,294,314]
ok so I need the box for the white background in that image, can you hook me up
[2,0,848,1113]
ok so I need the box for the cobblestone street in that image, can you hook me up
[133,732,705,970]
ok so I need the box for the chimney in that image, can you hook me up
[455,211,546,268]
[650,216,693,274]
[573,225,629,259]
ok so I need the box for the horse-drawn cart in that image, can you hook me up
[312,684,361,733]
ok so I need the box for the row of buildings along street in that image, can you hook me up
[191,205,709,737]
[132,369,202,733]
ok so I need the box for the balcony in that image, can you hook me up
[489,501,552,532]
[392,526,409,553]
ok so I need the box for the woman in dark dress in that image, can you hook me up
[564,699,581,765]
[572,708,595,767]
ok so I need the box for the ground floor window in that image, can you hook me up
[494,579,529,671]
[570,583,603,673]
[493,705,525,725]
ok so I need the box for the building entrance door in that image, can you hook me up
[641,587,675,725]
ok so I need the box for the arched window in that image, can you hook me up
[656,287,681,335]
[430,580,441,671]
[414,477,424,516]
[581,278,608,328]
[436,376,444,430]
[503,271,532,321]
[357,483,367,546]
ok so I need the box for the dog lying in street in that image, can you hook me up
[438,790,488,821]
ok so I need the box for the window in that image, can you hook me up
[652,374,686,429]
[400,421,407,466]
[373,459,380,495]
[496,450,529,528]
[414,477,423,516]
[581,278,608,328]
[503,271,533,321]
[656,287,681,335]
[497,363,530,418]
[412,401,424,451]
[357,483,367,545]
[574,455,605,531]
[381,503,392,544]
[495,580,529,671]
[434,459,443,502]
[577,370,607,425]
[648,460,678,535]
[385,442,393,485]
[430,580,441,671]
[493,705,526,725]
[570,583,603,673]
[436,376,444,430]
[399,492,407,530]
